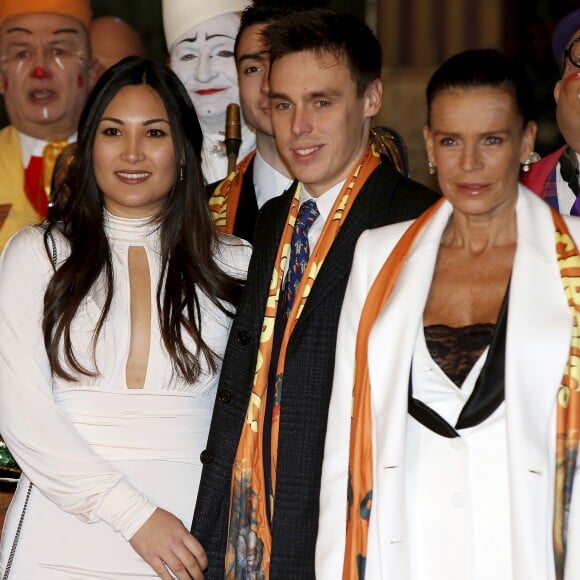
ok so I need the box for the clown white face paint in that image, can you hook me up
[170,12,240,131]
[0,12,92,140]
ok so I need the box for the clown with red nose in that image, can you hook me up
[0,0,96,250]
[521,7,580,215]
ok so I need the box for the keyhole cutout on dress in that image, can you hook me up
[126,246,151,389]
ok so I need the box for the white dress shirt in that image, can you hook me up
[253,150,293,210]
[556,151,580,214]
[18,131,76,168]
[300,180,345,252]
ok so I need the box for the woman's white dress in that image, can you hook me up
[0,214,251,578]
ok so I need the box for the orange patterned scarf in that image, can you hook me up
[343,200,580,579]
[552,208,580,580]
[208,151,256,234]
[226,145,380,579]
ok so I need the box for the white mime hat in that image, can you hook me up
[162,0,249,50]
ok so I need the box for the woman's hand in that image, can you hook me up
[129,508,208,579]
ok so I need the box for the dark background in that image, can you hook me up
[504,0,579,152]
[0,0,577,154]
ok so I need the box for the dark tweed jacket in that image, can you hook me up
[192,158,440,579]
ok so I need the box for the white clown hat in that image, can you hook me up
[162,0,249,50]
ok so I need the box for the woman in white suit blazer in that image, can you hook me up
[317,50,580,580]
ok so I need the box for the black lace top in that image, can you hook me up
[424,323,495,388]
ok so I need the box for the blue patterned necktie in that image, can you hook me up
[282,199,320,321]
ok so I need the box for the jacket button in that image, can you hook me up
[200,449,214,464]
[237,330,250,345]
[217,389,231,404]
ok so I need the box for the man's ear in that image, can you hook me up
[554,79,562,105]
[363,78,383,118]
[87,58,100,91]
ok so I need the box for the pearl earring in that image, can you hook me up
[521,152,540,173]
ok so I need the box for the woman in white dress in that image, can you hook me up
[317,49,580,579]
[0,57,251,579]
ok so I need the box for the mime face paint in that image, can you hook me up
[170,12,240,124]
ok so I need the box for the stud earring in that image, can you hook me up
[427,160,436,175]
[180,166,184,182]
[521,152,540,173]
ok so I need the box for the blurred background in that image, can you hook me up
[1,0,576,185]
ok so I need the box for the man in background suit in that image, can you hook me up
[208,3,294,243]
[89,16,145,80]
[192,9,439,579]
[521,7,580,213]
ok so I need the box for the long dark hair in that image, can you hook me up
[43,57,243,382]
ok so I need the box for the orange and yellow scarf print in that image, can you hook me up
[225,145,380,579]
[552,209,580,580]
[208,151,256,234]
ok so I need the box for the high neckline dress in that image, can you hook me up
[0,213,251,578]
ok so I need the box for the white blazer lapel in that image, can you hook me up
[317,203,453,580]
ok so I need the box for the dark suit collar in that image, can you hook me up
[292,163,387,329]
[232,157,258,243]
[257,162,386,335]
